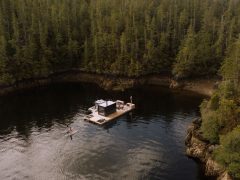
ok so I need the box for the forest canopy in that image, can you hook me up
[200,36,240,178]
[1,0,240,84]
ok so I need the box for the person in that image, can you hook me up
[66,125,73,140]
[69,127,73,140]
[66,125,73,133]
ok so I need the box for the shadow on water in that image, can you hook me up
[0,83,212,180]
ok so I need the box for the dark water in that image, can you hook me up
[0,83,209,180]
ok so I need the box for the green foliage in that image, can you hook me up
[0,0,240,82]
[200,109,220,144]
[200,32,240,178]
[201,97,239,144]
[173,27,217,79]
[218,81,237,100]
[214,126,240,179]
[209,93,220,110]
[173,26,197,79]
[0,35,14,84]
[221,36,240,96]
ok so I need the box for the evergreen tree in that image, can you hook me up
[173,26,197,79]
[0,0,240,81]
[221,35,240,96]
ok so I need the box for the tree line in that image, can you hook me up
[200,36,240,179]
[1,0,240,84]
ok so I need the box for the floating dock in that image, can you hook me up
[84,100,135,125]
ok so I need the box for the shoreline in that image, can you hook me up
[0,70,223,179]
[0,70,217,97]
[185,118,233,180]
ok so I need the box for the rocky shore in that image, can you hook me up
[185,118,233,180]
[0,70,217,96]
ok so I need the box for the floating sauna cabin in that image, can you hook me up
[96,100,116,116]
[84,99,135,125]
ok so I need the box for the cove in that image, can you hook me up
[0,83,212,180]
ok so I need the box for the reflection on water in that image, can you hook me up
[0,84,209,180]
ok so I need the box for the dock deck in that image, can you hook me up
[84,103,135,125]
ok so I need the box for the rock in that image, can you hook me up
[99,78,136,91]
[205,158,224,176]
[208,145,219,153]
[185,120,208,160]
[185,119,232,180]
[169,79,184,89]
[186,136,208,160]
[185,132,192,146]
[217,171,233,180]
[192,118,202,126]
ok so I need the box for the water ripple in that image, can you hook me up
[0,85,207,180]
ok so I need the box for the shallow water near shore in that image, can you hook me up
[0,83,211,180]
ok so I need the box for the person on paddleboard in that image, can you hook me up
[66,125,73,133]
[66,125,73,140]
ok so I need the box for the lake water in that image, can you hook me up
[0,83,210,180]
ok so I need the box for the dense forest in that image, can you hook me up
[0,0,240,178]
[1,0,240,83]
[200,36,240,179]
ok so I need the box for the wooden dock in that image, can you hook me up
[84,103,135,125]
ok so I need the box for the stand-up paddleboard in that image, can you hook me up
[65,129,78,136]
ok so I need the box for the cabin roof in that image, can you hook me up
[95,99,105,104]
[98,100,116,107]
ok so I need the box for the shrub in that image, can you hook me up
[200,95,239,144]
[214,126,240,179]
[218,81,236,99]
[201,110,220,144]
[209,93,220,110]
